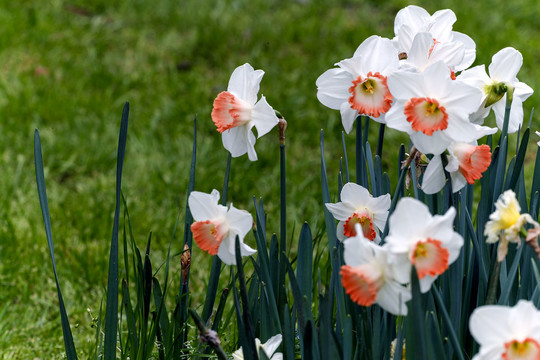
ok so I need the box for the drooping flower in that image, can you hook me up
[188,189,256,265]
[340,227,411,315]
[393,5,476,71]
[484,190,540,261]
[384,197,463,292]
[469,300,540,360]
[325,182,391,243]
[211,63,279,161]
[232,334,283,360]
[458,47,534,133]
[316,35,400,133]
[421,125,496,194]
[385,61,486,155]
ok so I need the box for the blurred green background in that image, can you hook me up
[0,0,538,357]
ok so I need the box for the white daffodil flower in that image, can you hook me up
[188,189,256,265]
[211,63,279,161]
[325,182,390,243]
[485,190,539,261]
[341,228,411,316]
[421,125,496,194]
[459,47,533,133]
[232,334,283,360]
[384,197,463,293]
[316,35,400,133]
[469,300,540,360]
[393,5,476,71]
[386,61,487,155]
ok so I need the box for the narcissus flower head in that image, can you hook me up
[386,61,485,155]
[188,189,256,265]
[341,228,411,315]
[469,300,540,360]
[211,63,279,161]
[232,334,283,360]
[459,47,533,133]
[325,182,391,243]
[384,197,463,292]
[484,190,539,261]
[316,36,399,133]
[393,5,476,72]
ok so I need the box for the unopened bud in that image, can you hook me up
[278,117,287,145]
[181,243,191,284]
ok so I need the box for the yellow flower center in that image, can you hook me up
[499,203,521,229]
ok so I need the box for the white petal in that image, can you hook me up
[469,305,513,345]
[429,41,465,70]
[376,280,411,315]
[387,197,432,244]
[352,36,400,73]
[384,101,412,133]
[340,182,372,206]
[458,65,490,88]
[342,233,376,266]
[228,63,264,105]
[422,207,456,243]
[226,205,253,239]
[489,47,523,82]
[316,68,353,110]
[336,57,363,78]
[442,80,484,116]
[246,129,258,161]
[188,190,221,220]
[262,334,282,356]
[411,131,450,155]
[325,202,354,221]
[450,171,467,193]
[387,70,425,100]
[451,32,476,71]
[340,102,358,134]
[252,95,279,138]
[217,236,237,265]
[222,126,250,158]
[394,5,430,37]
[419,275,437,293]
[421,155,446,194]
[406,32,433,70]
[429,9,456,41]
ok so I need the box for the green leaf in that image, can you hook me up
[34,130,79,360]
[507,129,530,190]
[297,223,313,307]
[104,102,129,360]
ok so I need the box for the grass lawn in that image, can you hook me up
[0,0,539,357]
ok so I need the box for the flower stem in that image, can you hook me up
[486,260,501,305]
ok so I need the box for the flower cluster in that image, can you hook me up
[317,5,533,194]
[332,189,463,315]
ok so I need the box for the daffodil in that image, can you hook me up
[469,300,540,360]
[393,5,476,71]
[485,190,539,261]
[325,182,390,243]
[421,125,496,194]
[211,63,279,161]
[340,227,411,315]
[316,35,400,133]
[384,197,464,293]
[385,61,487,155]
[458,48,533,133]
[536,130,540,146]
[232,334,283,360]
[188,189,256,265]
